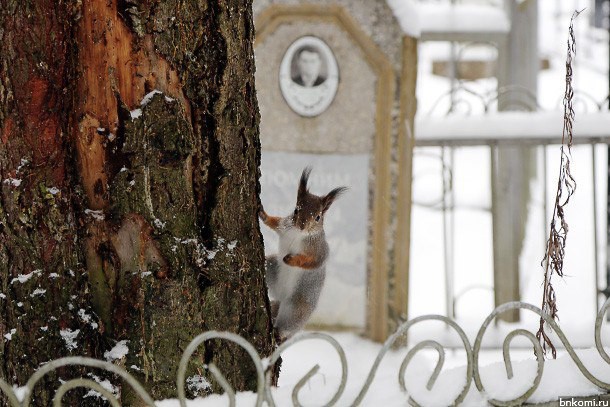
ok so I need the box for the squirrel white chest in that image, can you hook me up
[278,226,306,257]
[273,226,308,301]
[273,264,305,301]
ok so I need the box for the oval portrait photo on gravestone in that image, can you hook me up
[279,36,339,117]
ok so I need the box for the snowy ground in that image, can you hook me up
[157,332,610,406]
[159,1,610,405]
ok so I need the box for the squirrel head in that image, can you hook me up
[292,167,347,232]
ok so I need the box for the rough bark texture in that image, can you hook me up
[0,1,107,405]
[1,0,275,404]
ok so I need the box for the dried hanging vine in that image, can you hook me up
[536,10,583,358]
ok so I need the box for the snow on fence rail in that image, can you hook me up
[415,111,610,147]
[3,299,610,406]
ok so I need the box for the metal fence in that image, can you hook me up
[2,298,610,406]
[413,87,610,320]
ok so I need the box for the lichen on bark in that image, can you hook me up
[106,93,207,399]
[112,0,275,396]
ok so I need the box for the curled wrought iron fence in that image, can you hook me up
[2,298,610,406]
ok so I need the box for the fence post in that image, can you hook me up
[493,0,538,322]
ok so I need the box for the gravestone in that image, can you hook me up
[254,0,417,341]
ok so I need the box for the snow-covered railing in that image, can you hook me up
[416,111,610,147]
[417,3,510,43]
[2,298,610,406]
[386,0,510,41]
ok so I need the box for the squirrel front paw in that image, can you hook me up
[283,253,319,269]
[258,205,268,221]
[260,206,281,231]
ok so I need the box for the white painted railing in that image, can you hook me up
[2,298,610,406]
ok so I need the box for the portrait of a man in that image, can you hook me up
[291,45,327,87]
[279,36,339,117]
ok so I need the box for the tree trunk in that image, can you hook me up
[0,0,275,405]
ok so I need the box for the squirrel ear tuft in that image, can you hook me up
[322,186,348,212]
[298,166,313,199]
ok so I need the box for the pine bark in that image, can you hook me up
[0,0,275,404]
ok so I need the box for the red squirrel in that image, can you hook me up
[259,167,347,339]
